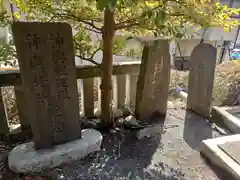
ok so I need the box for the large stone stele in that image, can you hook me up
[135,39,171,121]
[8,129,102,173]
[12,22,82,149]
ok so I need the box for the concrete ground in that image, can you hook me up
[46,108,234,180]
[0,107,236,180]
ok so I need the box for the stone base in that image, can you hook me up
[200,135,240,180]
[8,129,102,173]
[211,106,240,133]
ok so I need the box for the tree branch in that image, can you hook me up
[45,8,102,32]
[74,40,101,66]
[115,22,140,30]
[115,3,184,30]
[115,4,163,29]
[76,54,100,66]
[48,14,102,33]
[84,26,102,34]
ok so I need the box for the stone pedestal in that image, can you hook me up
[201,135,240,180]
[8,129,102,173]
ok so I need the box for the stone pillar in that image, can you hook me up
[135,40,171,121]
[187,43,217,118]
[12,22,81,149]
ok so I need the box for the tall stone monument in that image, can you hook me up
[187,43,217,117]
[135,39,171,121]
[9,22,102,173]
[12,22,82,149]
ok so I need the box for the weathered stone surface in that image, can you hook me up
[8,129,102,173]
[135,40,171,120]
[218,141,240,165]
[0,88,9,134]
[187,43,217,118]
[115,117,125,127]
[115,115,141,129]
[12,22,81,149]
[14,86,31,131]
[211,106,240,134]
[201,134,240,180]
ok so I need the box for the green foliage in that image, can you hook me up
[0,3,16,66]
[0,39,17,65]
[6,0,240,63]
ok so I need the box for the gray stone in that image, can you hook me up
[8,129,102,173]
[201,135,240,180]
[135,40,171,120]
[115,117,124,127]
[136,125,164,140]
[124,115,140,128]
[211,106,240,133]
[12,22,81,149]
[187,43,217,118]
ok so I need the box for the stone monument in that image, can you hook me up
[8,22,102,173]
[187,43,217,117]
[135,39,171,121]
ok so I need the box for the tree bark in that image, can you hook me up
[101,7,115,129]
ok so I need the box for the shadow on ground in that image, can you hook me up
[183,111,213,150]
[51,129,186,180]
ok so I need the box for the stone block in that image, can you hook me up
[8,129,102,173]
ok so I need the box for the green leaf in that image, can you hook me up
[155,10,165,26]
[110,0,117,7]
[147,10,153,18]
[13,12,21,20]
[96,0,110,11]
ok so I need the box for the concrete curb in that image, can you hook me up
[211,106,240,133]
[200,135,240,180]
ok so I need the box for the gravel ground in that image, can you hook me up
[0,106,235,180]
[42,107,234,180]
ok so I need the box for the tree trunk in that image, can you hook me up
[101,7,115,129]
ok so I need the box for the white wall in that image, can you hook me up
[173,40,216,57]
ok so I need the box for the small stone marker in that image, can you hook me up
[187,43,217,118]
[135,40,171,120]
[12,22,81,149]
